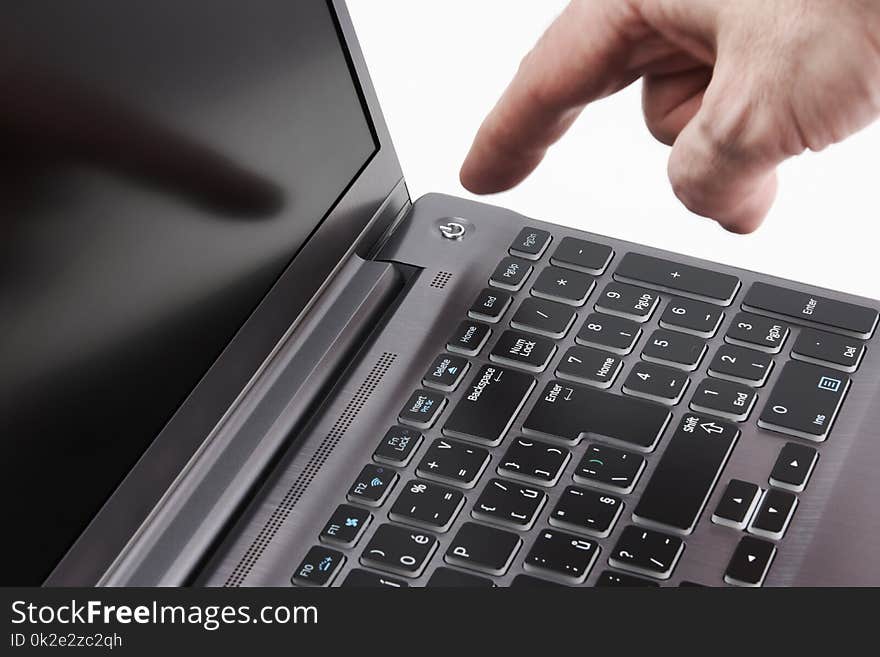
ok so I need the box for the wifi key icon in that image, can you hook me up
[347,464,398,507]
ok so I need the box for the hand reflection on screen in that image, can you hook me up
[0,57,284,218]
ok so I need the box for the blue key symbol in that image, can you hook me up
[345,517,359,527]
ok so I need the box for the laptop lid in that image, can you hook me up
[0,0,404,584]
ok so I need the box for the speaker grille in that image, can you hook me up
[429,271,453,289]
[224,352,398,586]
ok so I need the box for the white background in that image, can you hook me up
[347,0,880,299]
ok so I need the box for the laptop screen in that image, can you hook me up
[0,1,376,583]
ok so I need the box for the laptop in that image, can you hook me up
[4,0,878,588]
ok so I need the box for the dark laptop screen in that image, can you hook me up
[0,1,376,583]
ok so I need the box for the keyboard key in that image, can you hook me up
[497,437,571,486]
[416,438,490,489]
[769,443,819,492]
[742,281,878,339]
[468,288,512,323]
[689,378,757,422]
[791,328,866,372]
[340,569,408,588]
[524,529,600,584]
[641,329,707,371]
[320,504,372,547]
[748,489,797,540]
[490,256,533,291]
[615,252,740,305]
[549,486,623,538]
[447,320,492,356]
[445,522,521,575]
[633,414,739,534]
[608,526,684,580]
[573,444,645,493]
[511,574,567,587]
[724,536,776,587]
[361,524,438,578]
[443,364,535,446]
[757,361,850,441]
[427,567,494,587]
[373,426,423,466]
[595,570,659,587]
[725,312,789,353]
[422,354,469,393]
[576,312,642,354]
[472,478,546,530]
[523,380,672,451]
[707,345,773,387]
[509,227,552,260]
[550,236,614,274]
[556,346,623,389]
[622,362,689,405]
[292,546,345,586]
[347,464,398,507]
[594,282,659,322]
[489,330,557,372]
[398,389,447,429]
[389,480,465,532]
[711,480,762,530]
[510,298,577,339]
[531,266,595,306]
[660,298,724,337]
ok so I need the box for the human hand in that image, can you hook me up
[460,0,880,233]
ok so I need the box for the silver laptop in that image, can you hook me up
[4,0,878,587]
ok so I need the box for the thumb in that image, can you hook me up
[666,64,782,233]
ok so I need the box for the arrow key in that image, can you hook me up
[725,536,776,587]
[748,488,797,540]
[770,443,819,492]
[712,479,762,530]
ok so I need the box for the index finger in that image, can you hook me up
[460,0,641,194]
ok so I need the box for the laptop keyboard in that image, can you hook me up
[291,228,878,588]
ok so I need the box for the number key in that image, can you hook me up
[689,378,758,422]
[575,313,642,354]
[726,312,789,353]
[595,282,659,322]
[622,362,689,405]
[707,345,773,387]
[641,329,707,371]
[360,524,438,578]
[659,298,724,337]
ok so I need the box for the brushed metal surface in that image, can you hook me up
[202,193,880,587]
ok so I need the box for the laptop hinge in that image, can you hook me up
[98,253,413,586]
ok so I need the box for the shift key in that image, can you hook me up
[633,414,739,535]
[443,364,535,446]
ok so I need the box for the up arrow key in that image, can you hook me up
[789,460,799,468]
[768,507,778,514]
